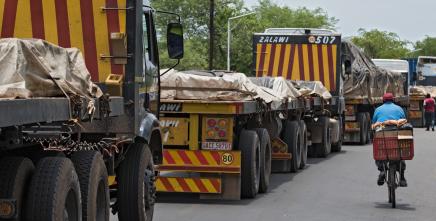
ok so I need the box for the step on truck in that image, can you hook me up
[0,1,183,220]
[254,28,345,154]
[341,42,409,144]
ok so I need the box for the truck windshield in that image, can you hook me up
[417,57,436,77]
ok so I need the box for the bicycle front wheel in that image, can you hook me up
[388,164,397,208]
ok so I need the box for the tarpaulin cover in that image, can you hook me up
[161,70,332,105]
[409,86,436,97]
[342,41,405,101]
[249,77,332,100]
[0,38,102,99]
[161,69,281,103]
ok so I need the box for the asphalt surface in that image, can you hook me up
[111,128,435,221]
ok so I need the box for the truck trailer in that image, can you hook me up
[341,42,409,144]
[156,70,337,200]
[0,1,183,221]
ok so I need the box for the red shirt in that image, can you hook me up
[424,98,435,112]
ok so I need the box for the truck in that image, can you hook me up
[341,42,409,144]
[253,28,345,152]
[0,1,183,220]
[154,28,344,200]
[157,71,338,200]
[408,56,436,127]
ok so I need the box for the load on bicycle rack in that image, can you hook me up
[372,123,414,208]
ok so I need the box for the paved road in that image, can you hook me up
[112,128,435,221]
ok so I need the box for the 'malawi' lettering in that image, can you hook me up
[258,36,290,43]
[160,103,182,112]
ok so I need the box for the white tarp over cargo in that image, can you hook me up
[161,70,332,104]
[0,38,102,99]
[409,86,436,97]
[161,69,281,103]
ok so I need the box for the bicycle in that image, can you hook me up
[373,125,414,208]
[379,160,402,208]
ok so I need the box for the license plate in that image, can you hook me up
[201,142,232,150]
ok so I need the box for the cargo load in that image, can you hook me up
[161,70,332,103]
[0,38,102,99]
[342,41,406,101]
[409,85,436,97]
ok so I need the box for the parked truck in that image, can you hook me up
[408,56,436,127]
[341,42,409,144]
[154,28,344,200]
[0,1,183,220]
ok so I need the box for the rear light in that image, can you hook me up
[218,130,226,138]
[207,119,217,127]
[204,117,230,140]
[207,130,216,138]
[218,119,227,128]
[345,105,355,116]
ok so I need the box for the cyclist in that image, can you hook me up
[372,93,407,187]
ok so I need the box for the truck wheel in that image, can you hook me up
[331,116,343,152]
[365,112,372,144]
[299,120,308,169]
[117,143,155,221]
[283,121,301,172]
[0,157,34,220]
[239,130,261,198]
[314,117,331,158]
[255,128,271,193]
[71,151,109,221]
[26,157,81,221]
[357,113,368,145]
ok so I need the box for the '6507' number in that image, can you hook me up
[310,36,336,44]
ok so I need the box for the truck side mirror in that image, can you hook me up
[167,23,184,59]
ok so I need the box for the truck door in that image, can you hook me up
[141,9,160,116]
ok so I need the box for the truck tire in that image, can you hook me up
[255,128,272,193]
[117,143,155,221]
[299,120,308,169]
[71,151,109,221]
[0,157,34,220]
[314,117,331,158]
[26,157,81,221]
[365,112,372,144]
[331,116,343,152]
[357,113,368,145]
[283,121,301,172]
[239,130,261,198]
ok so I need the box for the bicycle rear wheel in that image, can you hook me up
[388,164,397,208]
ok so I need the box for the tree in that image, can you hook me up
[151,0,338,75]
[351,29,410,59]
[413,36,436,57]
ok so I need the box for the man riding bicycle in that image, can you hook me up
[372,93,407,187]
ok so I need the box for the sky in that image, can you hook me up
[244,0,436,43]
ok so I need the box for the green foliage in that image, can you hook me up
[351,28,410,59]
[413,36,436,57]
[151,0,337,75]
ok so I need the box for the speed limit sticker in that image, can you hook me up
[221,153,234,165]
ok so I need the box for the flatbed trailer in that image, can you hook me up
[157,94,340,199]
[0,97,124,128]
